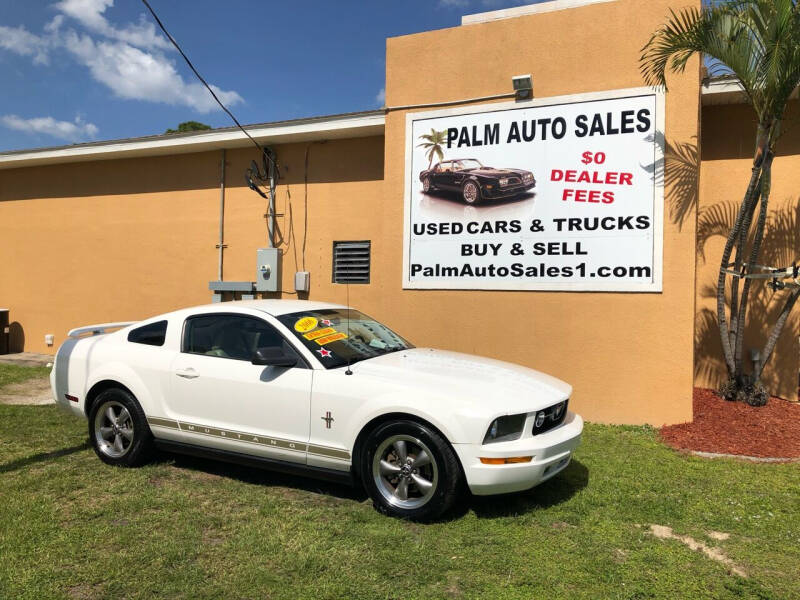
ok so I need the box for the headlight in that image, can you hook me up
[483,413,526,444]
[498,177,509,187]
[523,173,533,181]
[532,401,568,435]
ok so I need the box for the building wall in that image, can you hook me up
[697,100,800,401]
[0,135,385,355]
[382,0,701,425]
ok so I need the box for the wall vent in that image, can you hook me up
[332,241,371,284]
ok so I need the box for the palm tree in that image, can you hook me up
[417,129,447,168]
[641,0,800,405]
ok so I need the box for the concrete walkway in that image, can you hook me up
[0,353,54,404]
[0,352,54,367]
[0,378,54,405]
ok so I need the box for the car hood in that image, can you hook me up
[351,348,570,415]
[468,167,532,178]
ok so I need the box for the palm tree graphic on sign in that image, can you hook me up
[417,128,447,168]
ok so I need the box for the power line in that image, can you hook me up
[139,0,275,170]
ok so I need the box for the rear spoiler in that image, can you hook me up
[67,321,139,338]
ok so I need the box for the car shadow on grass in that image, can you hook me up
[156,452,588,520]
[159,452,368,503]
[0,441,90,474]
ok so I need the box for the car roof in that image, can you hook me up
[163,299,348,319]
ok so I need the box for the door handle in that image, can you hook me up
[175,368,199,379]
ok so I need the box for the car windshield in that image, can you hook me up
[277,309,413,369]
[454,159,483,170]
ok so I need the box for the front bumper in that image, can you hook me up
[482,180,536,198]
[454,411,583,496]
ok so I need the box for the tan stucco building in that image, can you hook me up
[1,0,797,424]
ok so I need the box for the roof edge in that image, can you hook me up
[462,0,618,25]
[0,110,385,170]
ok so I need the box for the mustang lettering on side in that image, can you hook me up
[51,300,582,521]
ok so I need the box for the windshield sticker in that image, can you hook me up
[294,316,318,333]
[317,347,333,358]
[315,332,348,345]
[303,327,336,340]
[320,318,333,326]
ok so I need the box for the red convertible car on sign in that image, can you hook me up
[419,158,536,204]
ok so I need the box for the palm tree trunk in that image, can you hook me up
[733,152,774,380]
[716,165,764,375]
[753,287,800,383]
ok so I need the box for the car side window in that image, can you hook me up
[127,320,168,346]
[183,314,304,366]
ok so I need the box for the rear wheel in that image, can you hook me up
[361,420,462,521]
[422,176,433,192]
[89,388,153,467]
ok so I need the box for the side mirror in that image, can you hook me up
[251,347,297,367]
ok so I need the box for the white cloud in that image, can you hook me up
[0,5,244,114]
[438,0,471,6]
[0,25,51,65]
[62,30,243,112]
[375,87,386,107]
[1,114,99,141]
[53,0,172,50]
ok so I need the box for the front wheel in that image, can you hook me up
[361,420,462,521]
[461,180,481,204]
[88,388,154,467]
[422,176,433,193]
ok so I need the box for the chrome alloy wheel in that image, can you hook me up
[372,434,438,509]
[94,400,134,458]
[463,181,479,203]
[422,176,431,192]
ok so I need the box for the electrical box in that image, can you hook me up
[295,271,310,293]
[255,248,280,292]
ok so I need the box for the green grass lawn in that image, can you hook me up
[0,363,50,389]
[1,403,798,599]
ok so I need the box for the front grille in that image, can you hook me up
[505,177,521,185]
[531,399,568,435]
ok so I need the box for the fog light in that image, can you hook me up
[534,411,546,428]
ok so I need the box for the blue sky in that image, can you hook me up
[0,0,541,152]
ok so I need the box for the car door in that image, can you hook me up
[437,161,457,190]
[166,312,312,465]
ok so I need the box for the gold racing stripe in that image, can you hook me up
[147,416,351,462]
[307,445,351,460]
[147,416,179,429]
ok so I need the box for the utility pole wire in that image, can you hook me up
[139,0,275,169]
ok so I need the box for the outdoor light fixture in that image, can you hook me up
[512,74,533,100]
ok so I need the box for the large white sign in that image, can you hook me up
[402,87,665,291]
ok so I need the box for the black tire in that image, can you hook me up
[422,176,434,193]
[360,420,462,521]
[461,179,481,204]
[88,387,154,467]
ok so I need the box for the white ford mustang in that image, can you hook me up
[51,300,582,520]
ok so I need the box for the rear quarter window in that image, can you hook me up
[127,320,168,347]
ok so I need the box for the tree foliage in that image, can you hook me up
[165,121,212,134]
